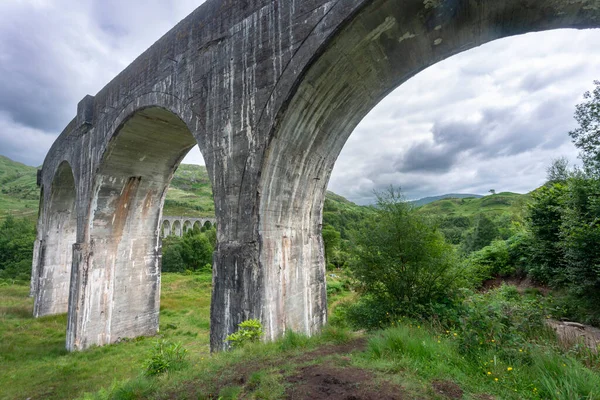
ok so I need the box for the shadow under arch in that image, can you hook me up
[67,106,201,350]
[255,0,600,342]
[34,161,77,317]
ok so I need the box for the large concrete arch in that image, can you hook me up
[33,161,77,317]
[34,0,600,352]
[66,106,198,350]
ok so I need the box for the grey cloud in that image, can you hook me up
[519,63,585,93]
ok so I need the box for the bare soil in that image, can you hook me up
[431,380,463,399]
[285,365,405,400]
[547,319,600,353]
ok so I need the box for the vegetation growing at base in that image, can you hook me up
[142,340,189,376]
[225,319,264,348]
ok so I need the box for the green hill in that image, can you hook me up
[416,192,531,247]
[0,156,368,224]
[417,191,529,219]
[0,156,39,221]
[411,193,483,207]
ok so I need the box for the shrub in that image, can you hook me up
[453,285,548,358]
[142,340,188,376]
[348,187,459,319]
[225,319,263,349]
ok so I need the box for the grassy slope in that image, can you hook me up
[0,155,367,221]
[2,275,599,400]
[0,156,39,221]
[416,192,529,219]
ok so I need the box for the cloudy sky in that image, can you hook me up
[0,1,598,204]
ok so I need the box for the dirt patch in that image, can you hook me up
[547,319,600,353]
[481,276,551,295]
[295,337,368,362]
[285,364,405,400]
[431,380,463,399]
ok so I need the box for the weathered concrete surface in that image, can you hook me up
[161,216,216,237]
[32,0,600,351]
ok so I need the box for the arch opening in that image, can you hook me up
[162,220,172,238]
[183,220,192,234]
[257,0,600,342]
[68,107,202,350]
[172,220,182,237]
[34,161,77,317]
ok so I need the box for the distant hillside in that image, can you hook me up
[0,156,39,221]
[163,164,215,217]
[0,157,367,223]
[411,193,483,207]
[416,192,530,245]
[416,192,528,218]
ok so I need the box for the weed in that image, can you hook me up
[225,319,263,349]
[142,339,188,376]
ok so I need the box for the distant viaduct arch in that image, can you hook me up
[161,216,216,237]
[31,0,600,351]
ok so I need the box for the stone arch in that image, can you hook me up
[203,220,212,230]
[193,221,201,232]
[34,161,77,317]
[183,220,193,234]
[67,106,199,350]
[162,220,172,238]
[172,220,182,237]
[255,0,600,342]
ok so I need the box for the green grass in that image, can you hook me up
[0,273,213,400]
[2,274,599,400]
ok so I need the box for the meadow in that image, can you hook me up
[1,272,599,400]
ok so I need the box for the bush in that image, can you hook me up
[142,340,188,377]
[225,319,263,349]
[348,188,459,319]
[452,285,548,358]
[0,216,36,280]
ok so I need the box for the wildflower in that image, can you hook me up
[507,367,513,371]
[453,333,457,336]
[491,339,495,343]
[487,372,492,375]
[519,349,523,352]
[494,378,498,382]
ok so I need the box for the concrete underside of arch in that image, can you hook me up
[33,0,600,351]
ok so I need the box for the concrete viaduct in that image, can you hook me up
[161,216,216,237]
[31,0,600,351]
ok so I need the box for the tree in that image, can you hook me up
[546,157,570,184]
[349,187,457,316]
[570,80,600,176]
[489,189,496,195]
[0,216,37,280]
[461,215,499,254]
[321,224,341,269]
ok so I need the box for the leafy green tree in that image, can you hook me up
[461,215,499,254]
[527,183,567,284]
[569,80,600,176]
[349,188,458,317]
[321,224,341,269]
[161,228,215,272]
[161,236,186,272]
[546,157,571,185]
[0,216,36,280]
